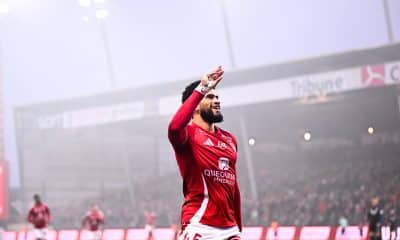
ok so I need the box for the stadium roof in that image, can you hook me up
[15,43,400,111]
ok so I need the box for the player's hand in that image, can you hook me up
[200,66,224,89]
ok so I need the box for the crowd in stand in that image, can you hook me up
[4,145,399,229]
[244,145,400,227]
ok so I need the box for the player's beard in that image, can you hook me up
[200,106,223,124]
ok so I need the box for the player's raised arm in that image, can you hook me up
[168,66,224,147]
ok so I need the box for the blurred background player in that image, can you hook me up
[358,222,364,239]
[387,208,398,240]
[338,215,349,236]
[144,210,156,240]
[367,197,384,240]
[81,204,105,240]
[27,194,51,240]
[270,221,279,238]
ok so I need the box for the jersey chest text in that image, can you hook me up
[190,128,237,186]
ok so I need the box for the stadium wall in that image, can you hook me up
[2,226,400,240]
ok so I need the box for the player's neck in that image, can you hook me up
[193,116,215,133]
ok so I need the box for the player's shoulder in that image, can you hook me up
[217,127,232,135]
[217,127,236,141]
[187,123,197,131]
[186,123,201,136]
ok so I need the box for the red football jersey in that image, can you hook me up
[145,211,156,225]
[27,203,51,229]
[168,90,242,230]
[82,211,105,231]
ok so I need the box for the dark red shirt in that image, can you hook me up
[82,211,105,231]
[145,212,156,225]
[27,203,51,229]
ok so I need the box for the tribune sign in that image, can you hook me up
[34,61,400,128]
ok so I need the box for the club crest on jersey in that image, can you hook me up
[218,157,230,171]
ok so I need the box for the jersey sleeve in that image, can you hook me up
[168,90,204,148]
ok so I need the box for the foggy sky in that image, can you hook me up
[2,0,400,186]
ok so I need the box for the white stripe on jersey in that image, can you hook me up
[190,175,209,223]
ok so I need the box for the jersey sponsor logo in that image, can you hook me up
[217,141,227,150]
[203,138,214,147]
[221,135,236,152]
[218,157,230,171]
[204,168,235,185]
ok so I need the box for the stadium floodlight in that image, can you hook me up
[217,0,235,68]
[77,0,114,88]
[303,132,311,141]
[368,126,374,135]
[248,138,256,146]
[0,2,9,14]
[78,0,91,8]
[95,9,108,19]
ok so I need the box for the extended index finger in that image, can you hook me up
[208,66,224,80]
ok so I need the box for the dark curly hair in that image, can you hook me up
[181,80,201,103]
